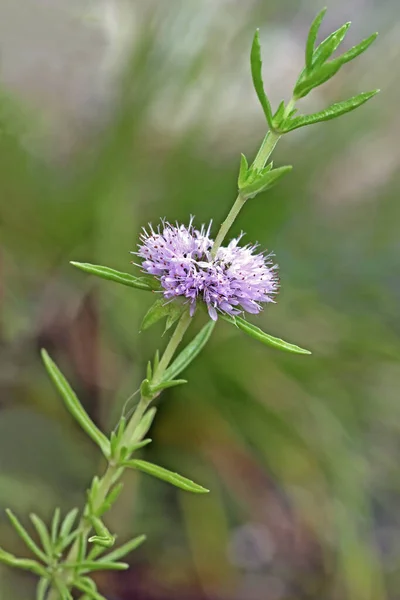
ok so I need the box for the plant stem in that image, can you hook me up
[47,311,192,600]
[210,97,296,257]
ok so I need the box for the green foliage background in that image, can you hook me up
[0,1,398,598]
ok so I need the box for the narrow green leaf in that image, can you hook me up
[238,154,249,188]
[97,483,124,517]
[294,60,341,98]
[54,580,73,600]
[240,165,292,198]
[128,438,152,452]
[282,90,379,132]
[134,407,157,441]
[6,509,48,563]
[51,508,61,546]
[59,508,79,541]
[30,514,53,557]
[305,7,327,69]
[74,579,107,600]
[58,528,81,552]
[41,350,110,458]
[250,30,274,128]
[0,547,47,576]
[150,379,187,394]
[333,32,378,67]
[77,533,88,561]
[36,578,50,600]
[313,22,351,67]
[146,360,152,380]
[162,320,215,382]
[124,459,209,493]
[66,560,128,573]
[70,262,153,291]
[98,535,146,563]
[223,315,311,354]
[272,100,286,129]
[141,298,169,331]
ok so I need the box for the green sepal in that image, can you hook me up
[222,315,311,355]
[240,165,292,198]
[70,261,155,291]
[97,534,146,563]
[281,90,379,132]
[0,547,47,576]
[312,22,350,68]
[5,509,48,563]
[41,350,110,458]
[162,320,215,382]
[123,459,209,493]
[250,30,274,130]
[36,578,50,600]
[150,379,187,394]
[305,7,327,69]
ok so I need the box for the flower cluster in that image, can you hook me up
[135,220,278,320]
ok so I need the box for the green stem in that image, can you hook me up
[210,97,296,258]
[47,311,192,600]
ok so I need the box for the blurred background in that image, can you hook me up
[0,0,399,598]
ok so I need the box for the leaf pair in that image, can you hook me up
[238,154,292,199]
[295,8,378,99]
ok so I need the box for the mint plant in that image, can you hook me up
[0,9,378,600]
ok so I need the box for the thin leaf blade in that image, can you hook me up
[223,315,311,355]
[250,30,274,128]
[6,509,48,563]
[124,459,209,493]
[305,7,327,69]
[70,262,154,291]
[41,350,110,457]
[98,535,146,563]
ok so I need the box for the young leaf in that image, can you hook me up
[222,315,311,355]
[51,508,61,546]
[6,509,48,563]
[41,350,110,458]
[294,60,341,98]
[238,154,249,188]
[98,534,146,563]
[128,438,152,452]
[272,100,286,129]
[282,90,379,132]
[134,407,157,441]
[150,378,187,394]
[313,22,351,67]
[240,166,292,198]
[88,535,115,548]
[30,514,53,557]
[305,7,327,69]
[123,459,209,493]
[36,577,50,600]
[162,320,215,382]
[250,30,274,129]
[70,262,153,291]
[59,508,79,541]
[97,483,124,517]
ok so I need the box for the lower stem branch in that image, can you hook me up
[47,311,192,599]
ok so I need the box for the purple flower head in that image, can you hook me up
[135,219,279,321]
